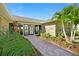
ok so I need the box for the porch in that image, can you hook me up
[9,22,42,35]
[18,24,42,35]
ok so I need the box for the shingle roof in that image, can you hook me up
[12,16,46,24]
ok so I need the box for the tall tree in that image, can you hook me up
[66,5,79,42]
[52,12,69,43]
[52,4,79,43]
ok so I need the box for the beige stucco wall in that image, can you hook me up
[42,20,61,37]
[0,17,9,31]
[0,4,10,31]
[45,25,56,37]
[77,24,79,31]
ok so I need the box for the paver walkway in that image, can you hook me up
[24,35,76,56]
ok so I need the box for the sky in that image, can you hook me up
[6,3,71,20]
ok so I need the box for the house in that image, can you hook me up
[9,16,62,37]
[0,3,79,37]
[10,16,45,35]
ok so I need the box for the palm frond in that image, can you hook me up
[0,31,37,56]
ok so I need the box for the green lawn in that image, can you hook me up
[0,31,37,56]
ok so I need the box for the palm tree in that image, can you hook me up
[66,5,79,42]
[52,4,79,43]
[52,12,69,43]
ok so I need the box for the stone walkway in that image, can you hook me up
[24,35,76,56]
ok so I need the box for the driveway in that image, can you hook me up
[24,35,76,56]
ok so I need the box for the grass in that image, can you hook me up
[0,31,37,56]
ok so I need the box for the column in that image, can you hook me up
[33,25,35,34]
[23,24,25,36]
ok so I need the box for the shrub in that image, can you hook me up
[0,31,37,56]
[75,31,79,36]
[45,33,51,38]
[40,32,52,39]
[39,32,46,37]
[72,39,79,44]
[58,32,64,38]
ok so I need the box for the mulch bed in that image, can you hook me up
[39,36,79,55]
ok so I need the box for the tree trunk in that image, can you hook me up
[70,24,76,42]
[62,21,69,43]
[70,27,73,42]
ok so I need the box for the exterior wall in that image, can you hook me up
[42,20,73,37]
[0,17,9,31]
[56,21,62,36]
[55,21,71,36]
[45,25,56,36]
[41,24,45,32]
[0,4,10,31]
[64,23,71,36]
[77,24,79,31]
[42,20,61,37]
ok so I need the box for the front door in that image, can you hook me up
[29,25,34,34]
[24,24,29,35]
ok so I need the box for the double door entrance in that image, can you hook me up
[23,25,34,35]
[23,24,41,35]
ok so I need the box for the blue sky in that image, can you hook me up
[6,3,71,20]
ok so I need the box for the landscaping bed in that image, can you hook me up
[0,31,39,56]
[39,32,79,55]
